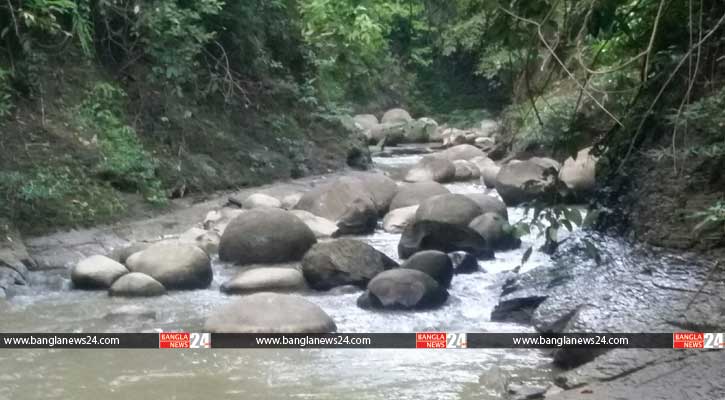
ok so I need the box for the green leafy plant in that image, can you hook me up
[76,82,166,205]
[691,201,725,236]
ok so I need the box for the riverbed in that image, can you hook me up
[1,152,568,400]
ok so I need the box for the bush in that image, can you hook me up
[76,83,166,205]
[0,167,125,233]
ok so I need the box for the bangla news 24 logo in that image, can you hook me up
[673,332,725,349]
[159,332,211,349]
[416,332,467,349]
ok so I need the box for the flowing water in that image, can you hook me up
[0,153,564,400]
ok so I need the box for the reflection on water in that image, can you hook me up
[0,155,559,400]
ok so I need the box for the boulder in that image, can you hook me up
[440,144,486,161]
[529,157,561,171]
[357,269,448,310]
[449,251,480,274]
[479,119,501,137]
[294,177,378,234]
[495,160,559,206]
[415,194,482,227]
[441,128,470,147]
[452,160,480,181]
[381,108,413,124]
[219,208,316,265]
[398,221,494,260]
[400,250,453,287]
[71,255,128,289]
[404,156,456,183]
[126,242,212,289]
[178,227,220,255]
[302,239,398,290]
[474,137,495,152]
[463,193,508,219]
[350,172,398,215]
[481,163,501,188]
[221,268,307,294]
[109,243,151,264]
[202,208,245,233]
[470,156,496,174]
[204,292,336,333]
[109,272,166,297]
[353,114,379,131]
[242,193,282,209]
[469,212,521,251]
[389,182,450,210]
[559,147,597,195]
[418,117,439,139]
[383,205,418,233]
[289,210,338,238]
[281,193,303,210]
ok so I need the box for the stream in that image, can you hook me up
[0,152,573,400]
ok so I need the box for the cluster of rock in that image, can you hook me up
[354,109,438,145]
[401,145,598,205]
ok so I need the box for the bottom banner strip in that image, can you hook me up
[0,332,722,349]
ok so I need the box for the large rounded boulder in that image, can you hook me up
[294,177,378,234]
[389,182,450,211]
[289,210,338,238]
[398,221,493,260]
[302,239,398,291]
[204,293,336,333]
[381,108,413,124]
[480,163,501,189]
[469,212,521,251]
[440,144,486,161]
[464,193,508,219]
[405,156,456,183]
[415,194,482,227]
[400,250,453,288]
[221,268,307,294]
[126,242,212,289]
[452,160,480,181]
[71,255,128,289]
[109,272,166,297]
[241,193,282,209]
[495,160,559,206]
[219,208,317,265]
[353,114,379,131]
[350,172,398,215]
[559,147,597,195]
[383,205,418,233]
[357,269,448,310]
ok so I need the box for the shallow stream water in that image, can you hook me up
[0,153,568,400]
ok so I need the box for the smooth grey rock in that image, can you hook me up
[71,255,128,289]
[404,156,456,183]
[389,182,450,211]
[415,194,483,227]
[221,268,306,294]
[204,292,337,333]
[295,177,378,235]
[109,272,166,297]
[400,250,453,287]
[357,269,448,310]
[126,242,212,289]
[242,193,282,209]
[383,205,418,233]
[219,208,316,265]
[302,239,398,291]
[398,221,494,260]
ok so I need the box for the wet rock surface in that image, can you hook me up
[492,232,725,394]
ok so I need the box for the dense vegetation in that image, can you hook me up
[1,0,724,240]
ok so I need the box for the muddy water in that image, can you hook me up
[0,154,562,400]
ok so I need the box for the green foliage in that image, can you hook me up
[133,0,222,94]
[691,200,725,236]
[0,167,125,233]
[667,88,725,142]
[0,68,13,117]
[76,83,165,205]
[513,204,587,261]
